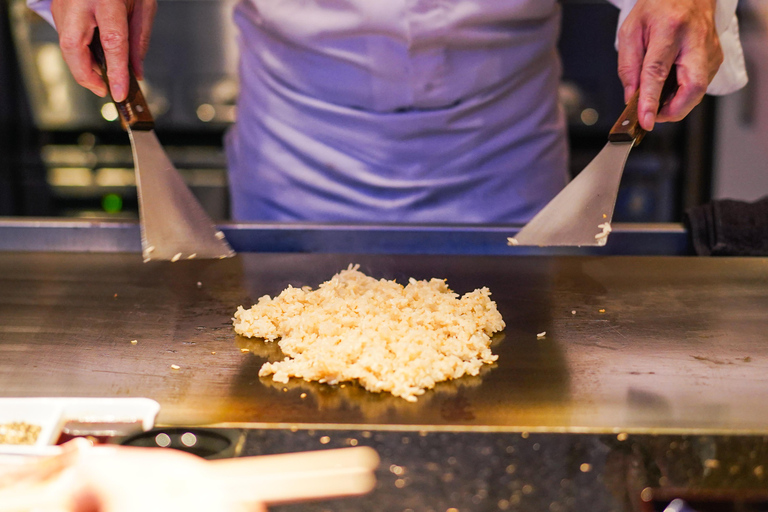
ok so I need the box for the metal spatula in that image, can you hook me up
[509,70,678,247]
[90,32,235,262]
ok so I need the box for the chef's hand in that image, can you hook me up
[50,0,156,102]
[617,0,724,131]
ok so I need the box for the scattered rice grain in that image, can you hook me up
[595,222,612,240]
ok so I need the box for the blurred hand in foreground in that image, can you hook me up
[0,438,266,512]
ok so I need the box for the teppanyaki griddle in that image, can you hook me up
[1,252,767,433]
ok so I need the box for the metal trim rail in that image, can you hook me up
[0,218,692,255]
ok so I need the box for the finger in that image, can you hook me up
[656,32,718,124]
[53,3,108,97]
[656,59,707,123]
[94,1,131,102]
[129,0,157,80]
[0,438,87,489]
[637,28,679,131]
[616,17,645,103]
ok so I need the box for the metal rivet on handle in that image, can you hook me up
[621,120,630,126]
[136,105,145,113]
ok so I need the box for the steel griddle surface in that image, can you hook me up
[1,253,767,432]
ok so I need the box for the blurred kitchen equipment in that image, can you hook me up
[90,32,234,262]
[121,427,242,459]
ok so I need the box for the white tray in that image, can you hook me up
[0,397,160,456]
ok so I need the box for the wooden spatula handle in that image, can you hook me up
[89,29,155,132]
[608,91,643,143]
[608,64,678,145]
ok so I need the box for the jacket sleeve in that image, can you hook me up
[605,0,747,94]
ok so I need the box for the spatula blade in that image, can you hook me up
[130,129,235,262]
[509,140,633,247]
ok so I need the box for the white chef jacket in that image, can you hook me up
[28,0,748,223]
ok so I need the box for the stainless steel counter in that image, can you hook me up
[2,250,766,433]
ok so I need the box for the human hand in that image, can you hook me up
[50,0,156,102]
[617,0,724,131]
[0,439,266,512]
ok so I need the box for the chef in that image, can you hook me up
[29,0,746,223]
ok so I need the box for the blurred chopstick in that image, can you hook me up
[209,446,380,505]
